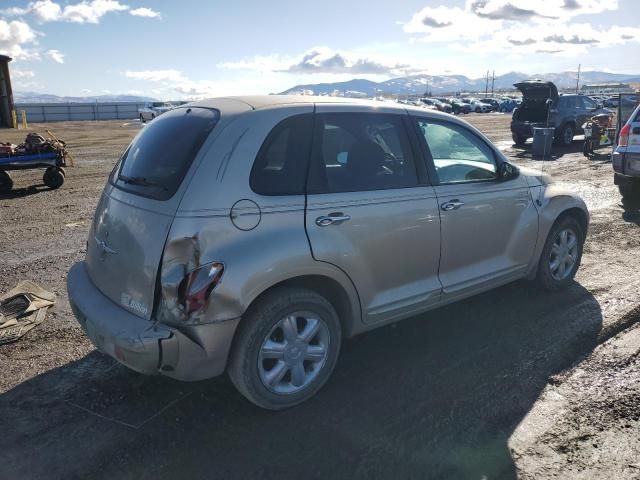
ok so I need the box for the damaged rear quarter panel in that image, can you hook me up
[160,105,362,330]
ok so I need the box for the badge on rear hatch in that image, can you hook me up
[121,293,149,316]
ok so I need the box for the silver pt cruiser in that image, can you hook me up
[68,96,588,409]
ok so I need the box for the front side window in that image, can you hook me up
[308,113,418,193]
[416,120,497,184]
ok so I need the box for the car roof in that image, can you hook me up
[191,95,369,110]
[187,94,464,123]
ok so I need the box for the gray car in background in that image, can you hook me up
[613,102,640,198]
[67,96,589,410]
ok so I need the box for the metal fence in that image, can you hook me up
[13,102,148,123]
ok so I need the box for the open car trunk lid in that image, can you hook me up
[514,80,558,101]
[85,107,219,320]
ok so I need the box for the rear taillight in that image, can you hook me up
[178,262,224,315]
[619,123,631,147]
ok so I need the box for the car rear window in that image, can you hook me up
[113,107,219,200]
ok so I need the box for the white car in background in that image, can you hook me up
[139,102,175,123]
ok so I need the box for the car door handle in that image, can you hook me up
[316,213,351,227]
[441,200,465,211]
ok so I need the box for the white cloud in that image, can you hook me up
[46,49,65,63]
[12,69,36,79]
[0,19,38,59]
[123,69,277,99]
[81,88,92,93]
[1,0,161,24]
[402,0,636,57]
[129,7,160,18]
[125,69,187,82]
[220,47,420,76]
[30,0,63,22]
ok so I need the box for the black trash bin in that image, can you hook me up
[532,127,554,158]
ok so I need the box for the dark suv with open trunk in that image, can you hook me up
[510,80,607,147]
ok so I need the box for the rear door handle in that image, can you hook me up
[441,200,465,211]
[316,213,351,227]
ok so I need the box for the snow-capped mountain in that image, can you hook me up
[280,71,640,96]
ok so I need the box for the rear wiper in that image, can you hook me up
[118,174,167,190]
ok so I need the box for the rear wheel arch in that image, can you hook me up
[239,274,360,340]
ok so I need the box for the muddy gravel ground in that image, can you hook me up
[1,114,639,479]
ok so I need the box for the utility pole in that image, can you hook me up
[575,64,581,94]
[491,71,495,96]
[485,70,489,97]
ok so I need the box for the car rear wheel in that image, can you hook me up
[556,124,574,146]
[512,133,527,145]
[139,114,145,123]
[618,181,640,199]
[535,216,584,291]
[228,286,342,410]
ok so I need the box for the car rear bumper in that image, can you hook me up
[67,261,240,381]
[511,121,558,138]
[613,150,640,177]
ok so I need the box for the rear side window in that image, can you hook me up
[113,107,219,200]
[308,113,418,193]
[250,114,313,196]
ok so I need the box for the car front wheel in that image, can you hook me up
[535,216,584,290]
[228,287,342,410]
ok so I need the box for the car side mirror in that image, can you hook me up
[498,162,519,182]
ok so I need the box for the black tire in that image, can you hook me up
[43,167,65,189]
[512,133,527,145]
[228,286,342,410]
[0,170,13,193]
[140,114,145,123]
[556,124,574,146]
[535,216,584,291]
[151,114,155,120]
[618,182,640,200]
[583,141,591,157]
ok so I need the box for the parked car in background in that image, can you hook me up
[462,98,492,113]
[443,98,471,114]
[499,98,518,113]
[422,98,452,113]
[68,95,588,410]
[612,102,640,199]
[139,102,175,122]
[510,80,611,146]
[481,98,501,111]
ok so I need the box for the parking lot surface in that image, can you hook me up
[1,114,639,479]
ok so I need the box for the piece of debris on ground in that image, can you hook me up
[0,280,55,345]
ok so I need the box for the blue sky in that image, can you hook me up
[1,0,639,98]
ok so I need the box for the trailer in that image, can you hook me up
[0,131,71,193]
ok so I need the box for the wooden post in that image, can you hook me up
[21,110,27,128]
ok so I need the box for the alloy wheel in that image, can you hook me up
[258,312,330,395]
[549,228,578,281]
